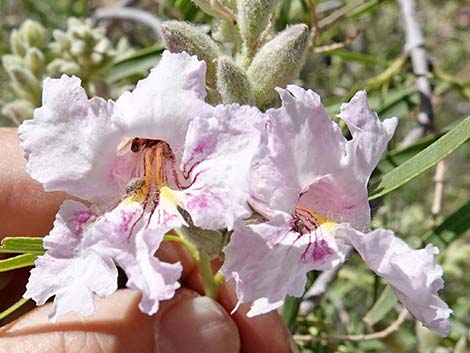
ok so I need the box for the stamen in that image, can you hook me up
[155,143,165,187]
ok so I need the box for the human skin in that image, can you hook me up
[0,128,298,353]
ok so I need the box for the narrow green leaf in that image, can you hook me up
[0,253,38,272]
[108,45,164,83]
[364,286,397,326]
[0,237,45,254]
[327,49,390,66]
[376,133,442,174]
[369,115,470,200]
[422,203,470,247]
[0,297,30,321]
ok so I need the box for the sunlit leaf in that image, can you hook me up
[376,133,442,174]
[108,45,164,83]
[0,237,45,254]
[0,253,38,272]
[369,115,470,200]
[327,49,390,66]
[422,203,470,247]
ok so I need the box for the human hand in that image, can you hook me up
[0,127,298,353]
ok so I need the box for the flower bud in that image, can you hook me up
[247,24,309,108]
[25,48,46,78]
[1,54,23,72]
[161,21,223,87]
[10,30,26,57]
[190,0,221,17]
[1,99,34,123]
[9,67,42,105]
[47,58,81,76]
[237,0,278,52]
[216,56,254,104]
[20,20,47,48]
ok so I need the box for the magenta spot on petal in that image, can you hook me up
[118,210,138,234]
[311,239,334,261]
[187,194,209,209]
[193,141,206,154]
[71,210,93,237]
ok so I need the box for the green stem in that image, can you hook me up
[163,234,199,261]
[197,253,218,300]
[164,232,221,299]
[0,297,30,321]
[0,253,38,272]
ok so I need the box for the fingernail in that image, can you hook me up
[156,296,240,353]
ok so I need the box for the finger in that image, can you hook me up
[0,289,240,353]
[168,253,297,353]
[0,128,68,237]
[218,281,298,353]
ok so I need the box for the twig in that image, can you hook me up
[94,7,163,41]
[397,0,434,148]
[431,160,446,224]
[313,31,359,53]
[318,0,364,29]
[299,248,353,316]
[397,0,447,226]
[295,307,408,342]
[307,0,320,45]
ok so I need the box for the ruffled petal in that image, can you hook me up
[92,200,183,315]
[338,90,398,181]
[300,91,398,230]
[339,225,452,336]
[180,104,266,230]
[221,212,344,317]
[251,85,347,215]
[24,201,118,321]
[18,75,128,207]
[113,51,213,155]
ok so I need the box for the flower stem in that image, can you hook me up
[164,232,222,299]
[197,253,218,300]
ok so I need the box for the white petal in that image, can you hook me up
[341,226,452,336]
[180,104,266,230]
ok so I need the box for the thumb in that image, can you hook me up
[0,289,240,353]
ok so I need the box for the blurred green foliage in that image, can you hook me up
[0,0,468,352]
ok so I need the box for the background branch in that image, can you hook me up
[94,7,163,41]
[397,0,434,147]
[295,307,408,342]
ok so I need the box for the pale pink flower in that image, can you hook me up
[20,51,265,319]
[222,86,452,336]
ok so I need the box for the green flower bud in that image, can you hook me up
[190,0,221,17]
[9,67,42,105]
[161,21,223,87]
[1,100,34,123]
[10,30,26,57]
[212,18,241,50]
[2,54,24,72]
[25,48,46,78]
[216,56,254,104]
[20,20,47,48]
[47,59,81,76]
[237,0,278,53]
[247,24,309,108]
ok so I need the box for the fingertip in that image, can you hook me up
[156,296,240,353]
[218,280,294,353]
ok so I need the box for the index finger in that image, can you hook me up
[0,128,68,238]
